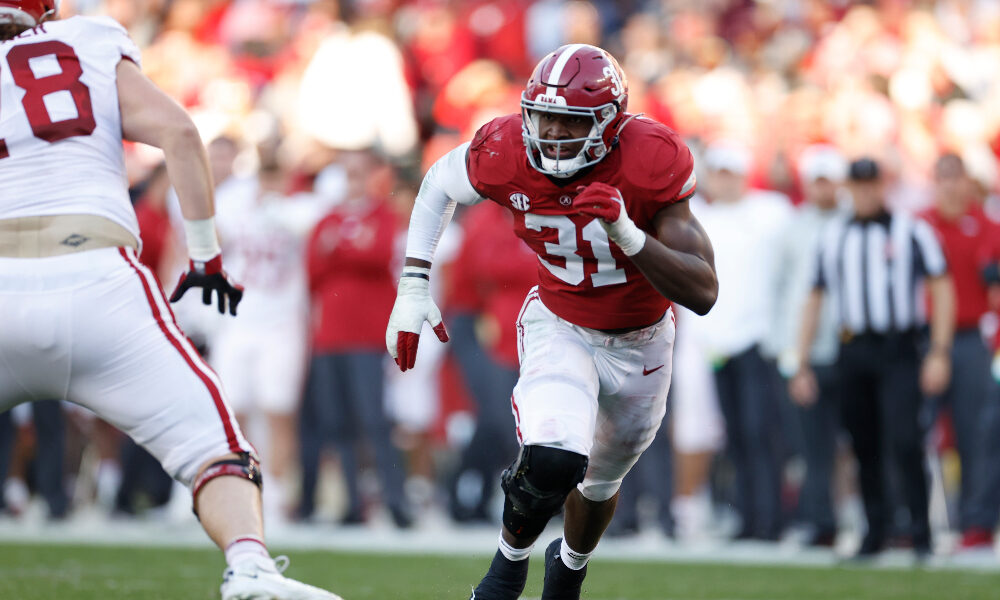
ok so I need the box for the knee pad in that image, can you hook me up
[191,452,263,517]
[500,445,588,538]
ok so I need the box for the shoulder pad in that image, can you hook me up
[78,15,131,35]
[620,117,694,199]
[467,115,523,187]
[70,16,142,67]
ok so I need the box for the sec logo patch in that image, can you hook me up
[509,192,531,211]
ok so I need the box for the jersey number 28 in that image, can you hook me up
[0,41,96,159]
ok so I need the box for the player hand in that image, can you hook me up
[169,255,244,316]
[573,182,625,222]
[386,273,449,372]
[572,182,646,256]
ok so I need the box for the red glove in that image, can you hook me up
[572,182,647,256]
[169,255,244,316]
[572,182,623,223]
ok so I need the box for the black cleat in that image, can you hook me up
[541,538,587,600]
[470,549,529,599]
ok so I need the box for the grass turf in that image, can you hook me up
[0,543,996,599]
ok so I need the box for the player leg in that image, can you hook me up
[69,248,340,599]
[472,292,598,600]
[542,313,675,600]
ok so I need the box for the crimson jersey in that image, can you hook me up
[466,114,696,330]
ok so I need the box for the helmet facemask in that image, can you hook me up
[521,93,619,178]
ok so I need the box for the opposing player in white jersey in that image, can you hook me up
[0,3,341,599]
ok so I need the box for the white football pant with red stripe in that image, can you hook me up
[512,286,675,503]
[0,247,251,486]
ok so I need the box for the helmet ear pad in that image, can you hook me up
[588,103,625,160]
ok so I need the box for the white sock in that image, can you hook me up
[224,535,272,567]
[559,538,592,571]
[498,533,533,562]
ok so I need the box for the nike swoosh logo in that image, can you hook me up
[643,364,664,376]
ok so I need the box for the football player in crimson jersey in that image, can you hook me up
[386,44,717,600]
[0,3,339,599]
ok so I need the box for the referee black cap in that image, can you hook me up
[848,157,880,181]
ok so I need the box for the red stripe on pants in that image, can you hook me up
[118,247,242,454]
[510,393,523,444]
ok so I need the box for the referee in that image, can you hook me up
[790,158,955,558]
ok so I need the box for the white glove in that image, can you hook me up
[385,267,449,372]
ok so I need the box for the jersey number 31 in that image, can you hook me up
[525,213,627,287]
[0,41,96,159]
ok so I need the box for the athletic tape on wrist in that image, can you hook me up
[182,217,222,262]
[614,220,646,256]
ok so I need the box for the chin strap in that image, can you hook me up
[191,452,263,518]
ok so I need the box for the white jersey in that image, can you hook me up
[0,16,142,239]
[213,176,330,325]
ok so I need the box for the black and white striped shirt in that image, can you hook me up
[814,210,947,336]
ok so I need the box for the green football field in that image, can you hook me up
[0,543,997,600]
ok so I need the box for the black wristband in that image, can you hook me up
[401,272,430,280]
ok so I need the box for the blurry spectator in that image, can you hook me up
[919,153,1000,553]
[301,149,413,528]
[524,0,602,62]
[0,402,69,519]
[381,218,462,517]
[791,158,954,559]
[669,309,726,543]
[776,145,850,548]
[298,19,418,158]
[686,143,793,541]
[445,202,534,523]
[113,435,174,516]
[399,0,478,136]
[133,162,174,278]
[460,1,532,79]
[431,59,519,140]
[210,129,332,522]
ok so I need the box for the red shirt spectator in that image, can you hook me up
[135,199,171,272]
[460,1,532,79]
[922,205,1000,330]
[404,4,478,99]
[307,197,399,352]
[133,164,173,275]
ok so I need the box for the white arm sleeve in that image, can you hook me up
[405,142,484,262]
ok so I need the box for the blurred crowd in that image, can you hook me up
[2,0,1000,559]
